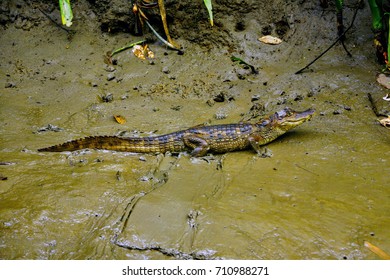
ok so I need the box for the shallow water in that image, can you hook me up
[0,2,389,259]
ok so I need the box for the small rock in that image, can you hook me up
[104,65,116,72]
[214,112,227,120]
[343,105,352,111]
[162,66,170,74]
[206,99,215,107]
[251,94,261,102]
[107,73,115,81]
[294,94,303,101]
[139,156,146,162]
[170,105,182,111]
[333,110,342,115]
[36,124,64,133]
[100,93,113,103]
[5,82,16,88]
[213,93,225,103]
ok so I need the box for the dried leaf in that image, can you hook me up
[113,115,126,124]
[364,241,390,260]
[132,44,154,60]
[158,0,180,48]
[378,116,390,129]
[132,45,146,60]
[258,35,282,45]
[376,73,390,89]
[147,48,155,59]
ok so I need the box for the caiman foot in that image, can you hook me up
[248,137,272,157]
[257,147,273,158]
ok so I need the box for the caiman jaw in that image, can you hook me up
[276,107,315,131]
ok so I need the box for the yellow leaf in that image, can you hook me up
[113,115,126,124]
[132,44,154,60]
[364,241,390,260]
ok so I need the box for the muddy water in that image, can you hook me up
[1,2,389,259]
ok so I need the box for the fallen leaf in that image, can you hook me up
[364,241,390,260]
[132,45,145,60]
[132,44,154,60]
[376,73,390,89]
[113,115,126,124]
[378,116,390,129]
[258,35,282,45]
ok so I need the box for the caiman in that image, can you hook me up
[38,107,314,157]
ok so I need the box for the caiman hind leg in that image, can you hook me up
[183,133,210,157]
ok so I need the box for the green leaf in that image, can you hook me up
[203,0,213,26]
[59,0,73,27]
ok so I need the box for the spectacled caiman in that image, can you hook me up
[38,107,314,157]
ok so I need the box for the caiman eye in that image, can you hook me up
[276,110,286,119]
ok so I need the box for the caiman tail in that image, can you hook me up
[37,135,184,153]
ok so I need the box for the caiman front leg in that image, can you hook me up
[248,135,273,158]
[183,133,210,157]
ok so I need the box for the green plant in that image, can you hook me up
[203,0,213,26]
[59,0,73,27]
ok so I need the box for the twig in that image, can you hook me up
[111,40,146,57]
[341,39,352,57]
[295,1,361,75]
[144,20,183,53]
[157,0,179,48]
[37,6,74,36]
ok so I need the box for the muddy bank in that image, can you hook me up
[0,0,389,259]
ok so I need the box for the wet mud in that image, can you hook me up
[0,0,389,259]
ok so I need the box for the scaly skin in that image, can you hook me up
[38,107,315,157]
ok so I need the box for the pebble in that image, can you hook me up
[104,65,116,72]
[107,73,115,81]
[5,82,16,88]
[139,156,146,162]
[333,110,342,115]
[251,94,261,102]
[162,66,170,74]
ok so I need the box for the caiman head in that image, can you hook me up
[256,107,315,144]
[272,107,314,130]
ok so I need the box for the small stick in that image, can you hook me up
[295,1,361,75]
[111,40,146,57]
[341,39,352,57]
[144,20,183,52]
[37,6,74,35]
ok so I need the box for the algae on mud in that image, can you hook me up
[0,0,389,260]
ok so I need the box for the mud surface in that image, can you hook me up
[1,0,389,259]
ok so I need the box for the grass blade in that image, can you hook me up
[59,0,73,27]
[203,0,214,26]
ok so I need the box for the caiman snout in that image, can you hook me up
[276,107,315,130]
[293,108,315,120]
